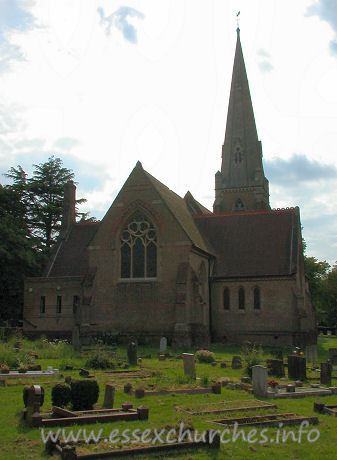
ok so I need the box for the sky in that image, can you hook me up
[0,0,337,266]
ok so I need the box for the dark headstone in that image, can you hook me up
[127,342,138,366]
[122,402,133,411]
[220,361,226,368]
[320,362,332,386]
[266,359,285,377]
[328,348,337,365]
[231,356,242,369]
[287,355,306,380]
[124,383,132,394]
[211,382,221,394]
[314,402,325,413]
[103,384,115,408]
[137,405,149,420]
[135,387,145,398]
[65,376,71,384]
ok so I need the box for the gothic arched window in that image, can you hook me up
[254,287,261,309]
[223,287,230,310]
[238,287,245,310]
[120,211,157,279]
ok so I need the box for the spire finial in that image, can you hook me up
[236,11,240,31]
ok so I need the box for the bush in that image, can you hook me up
[51,384,71,408]
[195,350,216,363]
[85,352,113,369]
[70,380,99,410]
[243,344,263,378]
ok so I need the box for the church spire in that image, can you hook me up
[213,28,270,214]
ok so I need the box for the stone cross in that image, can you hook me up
[160,337,167,353]
[103,384,115,408]
[252,365,268,398]
[182,353,196,379]
[127,342,138,366]
[320,362,332,386]
[287,355,306,381]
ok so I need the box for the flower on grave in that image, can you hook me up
[300,352,303,355]
[268,380,279,389]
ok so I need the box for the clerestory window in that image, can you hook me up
[120,211,157,279]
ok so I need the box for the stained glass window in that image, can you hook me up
[121,212,157,278]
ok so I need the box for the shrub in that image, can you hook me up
[51,384,71,408]
[70,380,99,410]
[85,352,113,369]
[243,344,263,378]
[195,350,216,363]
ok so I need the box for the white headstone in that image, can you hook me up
[252,365,268,397]
[182,353,196,379]
[160,337,167,353]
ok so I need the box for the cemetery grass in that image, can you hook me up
[0,337,337,459]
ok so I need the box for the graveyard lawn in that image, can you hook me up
[0,337,337,459]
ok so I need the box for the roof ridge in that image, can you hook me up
[194,207,299,218]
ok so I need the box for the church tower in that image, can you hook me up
[214,29,270,213]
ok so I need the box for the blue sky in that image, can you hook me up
[0,0,337,266]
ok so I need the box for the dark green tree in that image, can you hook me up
[2,156,90,324]
[5,156,86,249]
[0,185,45,324]
[320,265,337,328]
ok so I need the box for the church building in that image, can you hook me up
[23,30,317,347]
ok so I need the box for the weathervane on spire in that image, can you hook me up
[236,11,240,30]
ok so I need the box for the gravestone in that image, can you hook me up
[328,348,337,365]
[160,337,167,353]
[231,356,242,369]
[252,365,268,397]
[124,383,132,394]
[320,362,332,386]
[288,355,306,380]
[182,353,196,378]
[306,345,317,363]
[266,359,285,377]
[127,342,138,366]
[25,385,43,427]
[286,384,296,393]
[103,384,115,408]
[135,387,145,398]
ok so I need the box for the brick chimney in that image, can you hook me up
[60,180,76,237]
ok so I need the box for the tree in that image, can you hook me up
[5,156,86,250]
[2,156,90,324]
[0,185,46,324]
[320,265,337,328]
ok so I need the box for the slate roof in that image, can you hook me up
[194,208,300,278]
[143,169,212,254]
[46,222,99,278]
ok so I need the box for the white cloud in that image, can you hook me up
[307,0,337,56]
[0,0,38,71]
[97,6,144,44]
